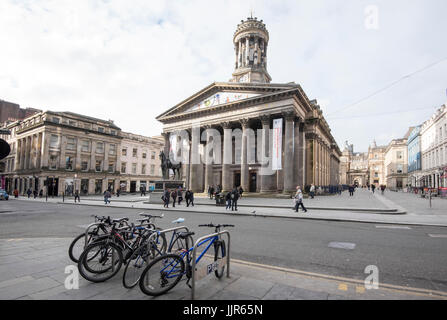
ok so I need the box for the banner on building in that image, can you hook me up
[272,118,283,170]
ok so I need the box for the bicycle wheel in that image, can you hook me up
[139,253,185,296]
[68,231,102,263]
[169,235,193,254]
[78,241,123,283]
[214,240,226,279]
[122,238,165,289]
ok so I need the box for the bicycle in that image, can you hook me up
[138,223,234,296]
[122,217,191,289]
[78,215,166,283]
[68,215,127,263]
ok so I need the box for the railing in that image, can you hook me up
[191,230,231,300]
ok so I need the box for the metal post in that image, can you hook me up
[191,230,231,300]
[429,190,432,208]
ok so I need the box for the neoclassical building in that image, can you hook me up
[156,17,341,194]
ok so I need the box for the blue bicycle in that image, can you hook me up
[138,223,234,296]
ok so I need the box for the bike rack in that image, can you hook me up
[191,230,231,300]
[146,225,191,253]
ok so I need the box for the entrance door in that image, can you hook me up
[130,181,137,193]
[234,172,241,188]
[249,172,257,192]
[47,178,59,196]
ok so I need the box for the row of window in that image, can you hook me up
[51,116,117,135]
[122,147,156,159]
[422,145,447,169]
[48,156,116,173]
[49,135,117,155]
[120,162,156,175]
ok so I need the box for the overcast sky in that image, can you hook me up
[1,0,446,152]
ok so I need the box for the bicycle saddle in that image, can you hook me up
[178,231,195,239]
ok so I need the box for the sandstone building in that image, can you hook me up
[156,17,341,194]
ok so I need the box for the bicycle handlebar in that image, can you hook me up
[198,224,235,228]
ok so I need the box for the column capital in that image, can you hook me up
[281,110,295,121]
[221,121,231,129]
[240,118,250,129]
[259,114,270,125]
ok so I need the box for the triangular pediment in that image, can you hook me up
[186,91,261,112]
[156,82,302,122]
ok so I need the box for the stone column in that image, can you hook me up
[36,133,43,168]
[90,140,96,172]
[260,115,276,192]
[222,122,232,192]
[238,40,242,68]
[204,126,214,192]
[189,125,202,192]
[75,137,82,170]
[15,139,21,171]
[104,143,110,172]
[41,132,50,168]
[59,135,67,170]
[283,111,295,193]
[245,37,250,66]
[240,119,250,193]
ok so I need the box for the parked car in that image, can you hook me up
[0,189,9,200]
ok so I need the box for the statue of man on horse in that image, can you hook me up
[159,150,182,180]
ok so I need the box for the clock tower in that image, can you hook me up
[230,16,272,84]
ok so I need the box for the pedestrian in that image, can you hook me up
[163,189,170,208]
[294,186,307,213]
[33,190,38,199]
[104,190,111,204]
[185,189,191,207]
[39,189,43,198]
[348,185,355,196]
[380,185,386,195]
[14,189,19,198]
[371,184,376,194]
[177,187,183,205]
[239,186,244,199]
[309,184,315,199]
[116,188,120,197]
[231,188,239,211]
[189,190,194,206]
[74,190,80,203]
[338,184,342,195]
[225,191,232,210]
[27,188,32,198]
[171,189,177,207]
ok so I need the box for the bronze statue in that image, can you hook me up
[159,150,182,180]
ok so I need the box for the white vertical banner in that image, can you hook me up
[272,118,283,170]
[169,134,177,159]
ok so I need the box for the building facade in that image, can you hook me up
[0,110,163,195]
[407,125,422,187]
[156,17,341,194]
[420,103,447,189]
[339,142,369,187]
[385,135,410,190]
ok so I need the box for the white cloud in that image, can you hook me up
[0,0,446,151]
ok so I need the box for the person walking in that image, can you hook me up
[177,187,183,206]
[116,188,120,197]
[104,190,111,204]
[74,190,80,203]
[380,185,386,195]
[33,190,38,199]
[309,184,315,199]
[39,189,43,198]
[371,184,376,194]
[225,190,232,210]
[163,189,170,208]
[348,184,355,196]
[14,189,19,198]
[189,190,194,207]
[294,186,307,213]
[171,189,177,208]
[185,189,190,207]
[231,188,239,211]
[239,186,244,199]
[27,188,32,198]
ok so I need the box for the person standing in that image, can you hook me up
[27,188,32,198]
[231,188,239,211]
[348,185,355,196]
[74,190,80,203]
[225,190,232,210]
[177,187,183,206]
[309,184,315,199]
[14,189,19,198]
[116,188,120,197]
[33,190,38,199]
[239,186,244,199]
[104,190,111,204]
[171,189,177,208]
[294,186,307,213]
[163,188,170,208]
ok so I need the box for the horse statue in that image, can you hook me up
[159,150,182,180]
